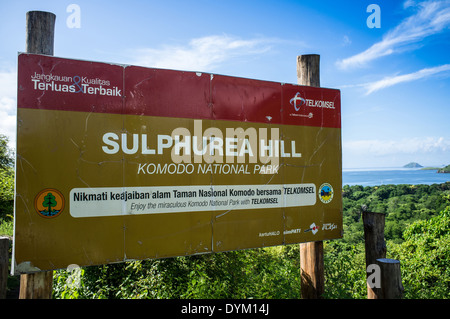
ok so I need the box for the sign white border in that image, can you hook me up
[70,183,317,218]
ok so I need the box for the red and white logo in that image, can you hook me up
[290,92,306,111]
[304,222,319,235]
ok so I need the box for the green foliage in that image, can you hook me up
[0,168,14,202]
[437,165,450,173]
[53,247,301,299]
[341,183,450,244]
[0,135,14,236]
[323,242,366,298]
[0,134,14,170]
[388,206,450,298]
[53,267,85,299]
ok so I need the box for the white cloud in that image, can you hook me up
[404,0,417,9]
[337,0,450,69]
[344,137,450,156]
[343,136,450,167]
[0,70,16,105]
[363,63,450,94]
[130,34,273,72]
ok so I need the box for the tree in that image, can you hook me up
[0,135,14,170]
[389,205,450,298]
[0,135,14,235]
[437,164,450,173]
[43,192,57,213]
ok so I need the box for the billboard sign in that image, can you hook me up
[13,53,342,273]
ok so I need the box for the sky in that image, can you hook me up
[0,0,449,168]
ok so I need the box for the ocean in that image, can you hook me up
[342,168,450,186]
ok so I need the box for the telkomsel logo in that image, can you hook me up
[290,92,306,111]
[34,188,65,218]
[290,92,335,112]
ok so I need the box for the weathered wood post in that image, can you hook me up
[19,10,56,299]
[297,55,320,87]
[376,258,404,299]
[297,54,324,299]
[26,11,56,55]
[0,237,10,299]
[362,211,386,299]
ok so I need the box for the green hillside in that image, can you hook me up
[438,164,450,173]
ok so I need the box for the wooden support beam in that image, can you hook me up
[300,240,324,298]
[297,54,320,87]
[19,271,53,299]
[0,237,10,299]
[18,11,56,299]
[297,54,324,299]
[376,258,404,299]
[362,211,387,299]
[26,11,56,55]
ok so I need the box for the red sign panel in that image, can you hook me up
[18,54,340,127]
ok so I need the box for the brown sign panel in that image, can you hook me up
[13,53,342,274]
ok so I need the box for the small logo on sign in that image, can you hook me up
[34,188,65,218]
[290,92,306,111]
[322,223,337,231]
[319,183,334,204]
[304,222,319,235]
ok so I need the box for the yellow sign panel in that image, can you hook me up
[13,54,342,273]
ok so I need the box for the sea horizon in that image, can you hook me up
[342,165,446,172]
[341,166,450,186]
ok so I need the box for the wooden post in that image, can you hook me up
[300,240,324,298]
[376,258,404,299]
[297,54,324,299]
[18,11,56,299]
[362,211,386,299]
[0,237,10,299]
[297,54,320,87]
[26,11,56,55]
[19,270,54,299]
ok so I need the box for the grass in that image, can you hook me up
[0,218,13,237]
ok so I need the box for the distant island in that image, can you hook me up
[419,164,450,173]
[437,165,450,173]
[403,162,423,168]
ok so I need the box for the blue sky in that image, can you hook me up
[1,0,449,168]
